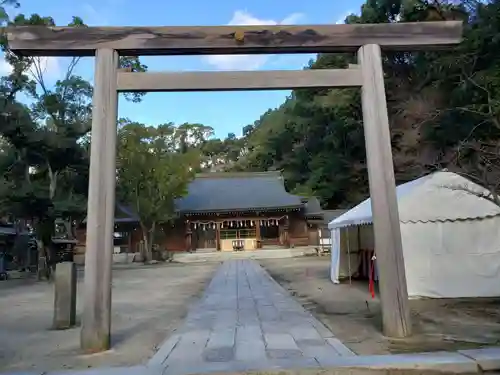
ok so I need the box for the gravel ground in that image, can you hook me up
[260,256,500,355]
[0,262,217,373]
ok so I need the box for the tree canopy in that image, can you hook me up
[231,0,500,208]
[2,0,500,256]
[116,120,200,260]
[0,2,150,274]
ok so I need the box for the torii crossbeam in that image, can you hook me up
[7,20,463,353]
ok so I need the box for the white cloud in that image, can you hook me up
[0,57,11,75]
[0,55,61,79]
[204,10,305,71]
[32,57,61,78]
[205,54,268,71]
[228,10,277,26]
[26,57,62,84]
[335,10,354,24]
[281,13,304,24]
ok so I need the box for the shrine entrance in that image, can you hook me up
[6,20,463,352]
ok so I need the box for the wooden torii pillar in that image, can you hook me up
[6,21,462,351]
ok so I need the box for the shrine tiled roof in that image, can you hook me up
[303,196,323,217]
[86,172,305,225]
[175,171,303,214]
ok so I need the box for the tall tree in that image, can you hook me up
[235,0,500,209]
[116,121,199,261]
[0,3,148,277]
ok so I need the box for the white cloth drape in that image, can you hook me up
[330,228,341,284]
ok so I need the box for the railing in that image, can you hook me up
[291,237,310,246]
[260,238,280,246]
[220,229,256,239]
[204,239,216,248]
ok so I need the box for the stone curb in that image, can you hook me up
[4,347,500,375]
[459,347,500,371]
[317,351,479,373]
[148,334,182,367]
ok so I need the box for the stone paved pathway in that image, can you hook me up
[149,259,355,375]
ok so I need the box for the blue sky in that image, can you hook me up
[5,0,364,138]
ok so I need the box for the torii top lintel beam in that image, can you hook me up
[6,21,463,57]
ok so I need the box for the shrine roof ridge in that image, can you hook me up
[176,171,302,213]
[194,171,283,179]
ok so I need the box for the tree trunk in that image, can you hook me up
[36,217,55,281]
[148,222,156,261]
[139,222,151,263]
[63,219,75,239]
[47,163,59,200]
[140,228,149,263]
[36,239,48,280]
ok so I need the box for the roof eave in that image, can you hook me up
[182,205,303,215]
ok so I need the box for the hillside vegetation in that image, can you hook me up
[226,0,500,208]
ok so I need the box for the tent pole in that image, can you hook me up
[347,228,352,285]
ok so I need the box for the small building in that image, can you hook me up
[328,170,500,299]
[78,171,326,256]
[303,203,347,251]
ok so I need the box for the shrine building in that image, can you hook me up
[78,171,327,254]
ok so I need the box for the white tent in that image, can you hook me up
[328,171,500,299]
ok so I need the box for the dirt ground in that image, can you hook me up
[0,262,217,373]
[260,256,500,355]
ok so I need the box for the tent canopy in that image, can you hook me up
[329,171,500,230]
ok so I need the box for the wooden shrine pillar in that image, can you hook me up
[185,224,192,252]
[255,220,261,249]
[127,230,132,261]
[81,48,119,352]
[311,224,320,246]
[215,222,221,251]
[4,17,463,354]
[282,216,290,248]
[358,44,411,338]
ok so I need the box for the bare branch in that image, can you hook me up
[60,57,81,100]
[29,57,49,95]
[441,182,500,207]
[460,66,500,130]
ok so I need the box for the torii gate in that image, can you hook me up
[7,20,462,352]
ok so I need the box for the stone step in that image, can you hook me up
[173,247,317,263]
